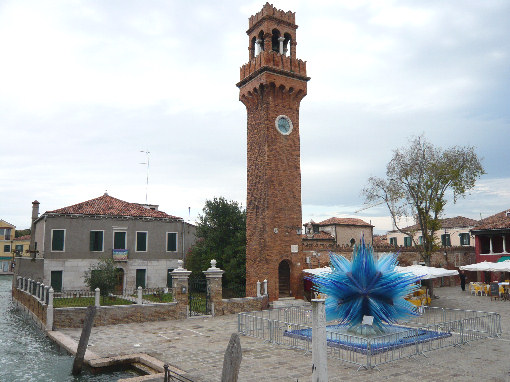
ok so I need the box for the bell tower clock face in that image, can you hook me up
[275,115,293,135]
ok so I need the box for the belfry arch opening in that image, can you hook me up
[278,260,291,298]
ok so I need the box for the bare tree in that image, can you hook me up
[363,135,485,267]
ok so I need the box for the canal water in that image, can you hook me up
[0,275,138,381]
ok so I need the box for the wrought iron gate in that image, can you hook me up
[188,277,211,316]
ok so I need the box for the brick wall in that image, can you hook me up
[12,287,47,325]
[215,296,269,316]
[53,302,187,329]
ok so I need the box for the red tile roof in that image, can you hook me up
[14,235,30,241]
[45,194,181,220]
[318,217,373,227]
[473,210,510,230]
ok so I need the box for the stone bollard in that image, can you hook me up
[311,299,328,382]
[137,286,143,304]
[203,259,224,317]
[46,287,54,331]
[256,280,261,297]
[263,279,268,296]
[95,288,100,307]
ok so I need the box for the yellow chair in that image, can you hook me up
[474,284,483,296]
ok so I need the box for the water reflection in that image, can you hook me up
[0,275,137,381]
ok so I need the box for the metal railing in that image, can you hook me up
[238,306,501,369]
[164,364,194,382]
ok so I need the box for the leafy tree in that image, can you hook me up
[363,135,485,266]
[186,197,246,292]
[83,257,118,296]
[15,229,31,238]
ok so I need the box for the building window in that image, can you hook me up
[404,236,412,247]
[441,234,451,247]
[136,232,148,252]
[15,244,23,254]
[113,231,127,250]
[459,233,470,246]
[0,228,12,240]
[51,229,65,251]
[418,236,423,245]
[3,244,11,253]
[166,232,177,252]
[389,237,397,246]
[90,231,104,252]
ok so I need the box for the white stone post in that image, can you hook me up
[28,279,32,294]
[311,299,328,382]
[256,280,261,297]
[36,282,41,299]
[95,288,100,307]
[278,36,285,54]
[203,259,224,317]
[46,287,54,331]
[40,284,45,303]
[263,279,268,296]
[137,286,143,304]
[490,237,494,254]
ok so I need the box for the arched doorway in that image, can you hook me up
[278,260,291,298]
[115,268,124,295]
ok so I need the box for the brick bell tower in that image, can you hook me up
[237,3,310,300]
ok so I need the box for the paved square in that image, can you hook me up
[60,287,510,381]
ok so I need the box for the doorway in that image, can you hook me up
[114,268,124,294]
[278,260,291,298]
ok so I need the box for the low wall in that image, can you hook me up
[53,302,187,329]
[215,296,269,316]
[12,287,47,326]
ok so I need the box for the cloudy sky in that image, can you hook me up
[1,0,509,234]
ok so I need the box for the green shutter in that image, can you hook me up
[136,232,147,251]
[52,230,65,251]
[167,233,177,252]
[114,232,126,250]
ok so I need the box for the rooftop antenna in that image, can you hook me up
[139,150,150,204]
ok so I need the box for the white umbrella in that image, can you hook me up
[487,260,510,272]
[459,261,496,272]
[395,265,458,279]
[303,265,457,279]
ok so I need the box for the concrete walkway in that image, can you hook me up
[58,287,510,381]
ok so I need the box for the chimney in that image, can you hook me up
[29,200,40,252]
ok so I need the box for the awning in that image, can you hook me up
[497,256,510,262]
[303,265,458,279]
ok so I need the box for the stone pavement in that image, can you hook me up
[59,287,510,382]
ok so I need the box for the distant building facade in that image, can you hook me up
[16,194,196,292]
[0,219,15,274]
[386,216,478,248]
[304,218,374,246]
[471,209,510,264]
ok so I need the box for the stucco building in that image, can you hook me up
[0,219,15,274]
[386,216,478,248]
[471,209,510,263]
[15,194,196,292]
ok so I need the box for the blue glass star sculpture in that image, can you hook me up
[308,242,421,333]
